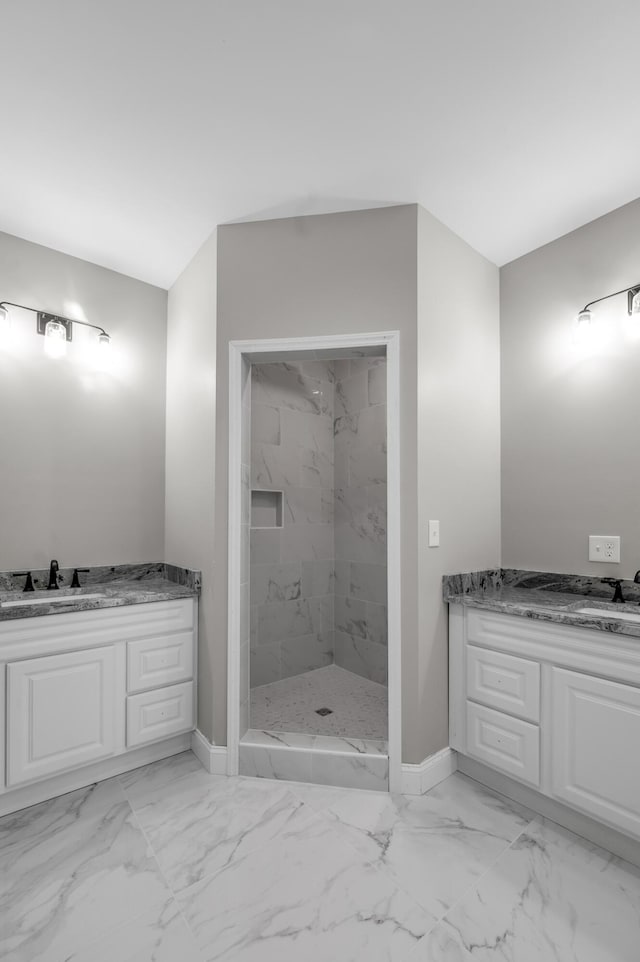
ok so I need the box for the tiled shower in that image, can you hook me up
[246,354,388,753]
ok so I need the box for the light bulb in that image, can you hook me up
[0,305,11,350]
[44,318,67,358]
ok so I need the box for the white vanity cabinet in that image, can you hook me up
[0,598,197,815]
[449,605,640,841]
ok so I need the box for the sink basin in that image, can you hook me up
[574,606,640,624]
[1,593,104,609]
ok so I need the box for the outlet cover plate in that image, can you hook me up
[589,535,621,563]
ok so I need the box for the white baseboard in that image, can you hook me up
[191,729,229,775]
[401,747,458,795]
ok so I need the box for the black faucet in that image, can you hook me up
[47,559,60,590]
[602,577,625,604]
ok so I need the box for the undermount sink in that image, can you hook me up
[574,606,640,624]
[1,593,104,609]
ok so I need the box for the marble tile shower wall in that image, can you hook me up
[250,362,336,686]
[334,358,388,684]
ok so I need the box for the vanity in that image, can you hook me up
[447,570,640,859]
[0,563,200,816]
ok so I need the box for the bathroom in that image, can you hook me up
[2,5,640,959]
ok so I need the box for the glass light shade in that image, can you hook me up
[44,318,68,358]
[0,305,11,349]
[575,309,593,343]
[97,332,110,348]
[631,290,640,315]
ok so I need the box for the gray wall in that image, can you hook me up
[250,361,335,686]
[334,356,388,684]
[170,203,500,762]
[216,206,419,754]
[0,230,167,571]
[165,229,218,741]
[501,197,640,579]
[414,206,502,761]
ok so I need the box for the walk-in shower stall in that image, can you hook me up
[228,335,400,791]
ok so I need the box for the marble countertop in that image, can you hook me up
[0,563,200,623]
[444,569,640,640]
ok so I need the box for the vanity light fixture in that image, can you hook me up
[577,283,640,327]
[0,301,111,359]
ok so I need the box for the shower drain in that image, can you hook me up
[315,707,333,716]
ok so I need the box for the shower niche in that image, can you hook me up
[250,489,283,528]
[239,347,390,790]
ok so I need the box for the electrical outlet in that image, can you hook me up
[588,535,621,563]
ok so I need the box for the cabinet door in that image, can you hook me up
[7,647,116,786]
[551,667,640,839]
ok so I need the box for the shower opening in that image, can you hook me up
[228,333,401,791]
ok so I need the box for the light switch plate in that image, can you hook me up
[588,535,620,563]
[428,520,440,547]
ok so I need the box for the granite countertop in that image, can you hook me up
[0,563,200,623]
[444,568,640,640]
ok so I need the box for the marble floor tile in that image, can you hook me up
[64,898,204,962]
[0,778,170,962]
[3,760,637,962]
[289,773,535,919]
[177,806,433,962]
[118,750,205,805]
[412,816,640,962]
[250,663,388,739]
[130,766,308,892]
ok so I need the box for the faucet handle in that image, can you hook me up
[602,577,625,603]
[12,571,35,592]
[71,568,90,588]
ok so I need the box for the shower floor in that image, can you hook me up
[250,664,388,741]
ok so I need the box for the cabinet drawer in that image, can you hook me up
[551,668,640,839]
[126,681,194,747]
[127,631,194,693]
[466,701,540,787]
[467,645,540,722]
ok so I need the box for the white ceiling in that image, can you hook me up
[3,0,640,288]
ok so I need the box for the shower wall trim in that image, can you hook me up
[227,331,402,791]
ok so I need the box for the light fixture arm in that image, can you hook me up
[0,300,110,338]
[581,284,640,316]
